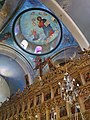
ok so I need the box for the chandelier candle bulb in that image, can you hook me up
[73,78,75,82]
[58,82,61,86]
[77,84,79,87]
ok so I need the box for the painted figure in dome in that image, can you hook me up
[37,16,54,38]
[31,29,39,41]
[0,32,11,42]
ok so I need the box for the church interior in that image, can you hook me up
[0,0,90,120]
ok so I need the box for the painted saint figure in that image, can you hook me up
[31,29,39,41]
[37,16,54,38]
[0,32,11,42]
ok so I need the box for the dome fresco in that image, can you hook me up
[13,8,62,55]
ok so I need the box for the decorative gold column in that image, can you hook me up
[12,105,16,117]
[6,110,10,120]
[80,72,86,85]
[56,105,60,120]
[66,101,72,118]
[17,103,20,114]
[78,97,85,113]
[46,107,50,120]
[28,112,34,120]
[22,101,25,112]
[29,116,34,120]
[41,92,44,103]
[37,113,41,120]
[34,96,36,106]
[2,111,6,120]
[27,98,30,111]
[51,86,54,99]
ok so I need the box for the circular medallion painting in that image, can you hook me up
[13,8,62,55]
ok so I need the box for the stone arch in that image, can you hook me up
[0,43,34,84]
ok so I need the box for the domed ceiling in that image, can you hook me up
[13,8,62,55]
[0,0,82,103]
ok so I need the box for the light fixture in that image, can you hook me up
[58,72,79,104]
[57,47,87,120]
[51,107,56,120]
[35,114,38,120]
[58,72,86,120]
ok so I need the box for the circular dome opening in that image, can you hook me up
[13,8,62,55]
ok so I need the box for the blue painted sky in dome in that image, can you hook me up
[0,0,79,59]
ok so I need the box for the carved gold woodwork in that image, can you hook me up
[0,52,90,120]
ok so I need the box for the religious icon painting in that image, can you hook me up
[13,8,62,55]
